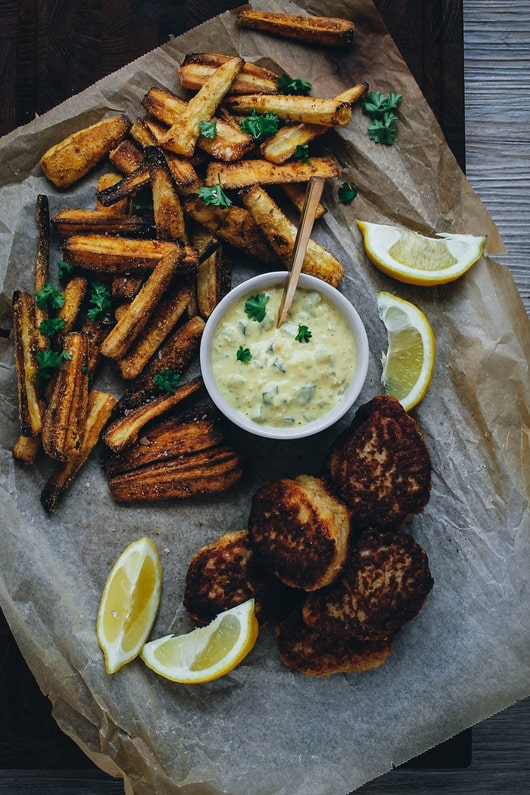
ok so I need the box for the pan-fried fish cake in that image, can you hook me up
[275,611,393,677]
[302,530,434,641]
[184,529,282,625]
[248,475,351,591]
[328,395,432,531]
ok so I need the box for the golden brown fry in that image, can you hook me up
[111,275,144,300]
[179,53,278,95]
[335,83,369,105]
[282,183,326,218]
[12,434,41,465]
[107,444,242,502]
[196,241,231,319]
[240,185,344,286]
[96,173,129,213]
[95,162,150,207]
[142,87,254,162]
[118,315,205,410]
[146,146,187,242]
[237,9,355,48]
[102,375,203,453]
[225,94,352,126]
[103,405,225,476]
[79,316,115,378]
[52,208,154,238]
[100,249,181,361]
[57,276,88,338]
[183,197,277,265]
[205,156,340,190]
[62,235,198,275]
[12,291,43,437]
[116,282,194,380]
[40,114,131,188]
[160,56,244,157]
[35,195,50,350]
[41,332,89,461]
[108,138,146,175]
[41,390,118,513]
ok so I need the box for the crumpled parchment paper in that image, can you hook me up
[0,1,529,793]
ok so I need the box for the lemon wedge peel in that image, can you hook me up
[140,598,259,684]
[376,291,436,412]
[96,537,162,674]
[357,220,486,285]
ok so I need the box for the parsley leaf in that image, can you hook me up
[338,182,358,204]
[87,281,112,321]
[294,144,310,163]
[153,369,181,394]
[277,75,312,95]
[236,346,252,362]
[35,283,64,311]
[58,260,74,283]
[199,119,217,139]
[244,292,270,322]
[240,111,280,141]
[198,173,233,209]
[368,114,399,145]
[361,90,402,119]
[35,349,72,387]
[39,317,65,337]
[295,324,312,343]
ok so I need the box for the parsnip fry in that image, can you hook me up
[146,146,187,242]
[41,390,118,513]
[282,183,326,218]
[160,56,244,157]
[40,114,131,188]
[179,53,278,95]
[95,162,150,207]
[96,173,130,214]
[237,9,356,48]
[205,156,340,190]
[13,434,41,465]
[142,87,254,162]
[196,242,231,319]
[102,375,203,453]
[108,138,146,175]
[116,283,194,380]
[62,235,198,275]
[58,276,88,338]
[111,275,144,300]
[52,208,154,238]
[41,332,89,461]
[100,249,181,360]
[240,185,344,286]
[226,94,352,126]
[12,291,43,436]
[35,195,50,349]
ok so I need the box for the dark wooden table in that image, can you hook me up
[4,1,528,793]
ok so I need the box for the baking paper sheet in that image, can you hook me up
[1,1,529,793]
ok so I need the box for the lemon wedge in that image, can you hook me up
[357,220,486,285]
[140,599,258,684]
[97,537,162,674]
[376,291,435,411]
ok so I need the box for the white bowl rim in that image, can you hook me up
[199,271,370,440]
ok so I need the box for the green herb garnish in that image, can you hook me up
[87,281,112,321]
[244,292,270,322]
[199,119,217,139]
[367,114,399,146]
[35,348,72,386]
[35,283,64,311]
[295,324,312,343]
[240,111,280,141]
[277,75,312,95]
[58,260,74,283]
[153,369,181,394]
[39,317,65,337]
[338,182,358,204]
[294,144,310,163]
[198,173,232,209]
[236,346,252,362]
[360,90,402,146]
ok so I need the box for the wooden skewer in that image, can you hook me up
[276,176,325,327]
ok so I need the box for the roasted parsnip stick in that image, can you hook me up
[178,53,278,95]
[62,235,198,276]
[12,290,43,437]
[205,156,340,190]
[225,94,352,126]
[236,9,356,48]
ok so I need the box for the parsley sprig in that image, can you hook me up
[198,173,232,209]
[244,292,270,322]
[236,346,252,362]
[294,144,310,163]
[338,182,358,204]
[199,119,217,139]
[87,281,112,321]
[360,90,402,145]
[277,75,312,95]
[295,325,312,343]
[240,111,280,141]
[39,317,65,337]
[35,283,64,311]
[153,369,181,394]
[35,349,72,387]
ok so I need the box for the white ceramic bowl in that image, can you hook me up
[199,272,369,440]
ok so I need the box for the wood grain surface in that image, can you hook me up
[1,0,529,792]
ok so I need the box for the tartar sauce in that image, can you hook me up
[210,286,357,427]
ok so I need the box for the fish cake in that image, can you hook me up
[327,395,432,531]
[302,530,434,641]
[248,475,351,591]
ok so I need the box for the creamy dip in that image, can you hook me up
[210,286,357,427]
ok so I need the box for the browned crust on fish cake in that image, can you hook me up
[275,610,393,677]
[302,530,434,641]
[248,475,351,591]
[327,395,432,531]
